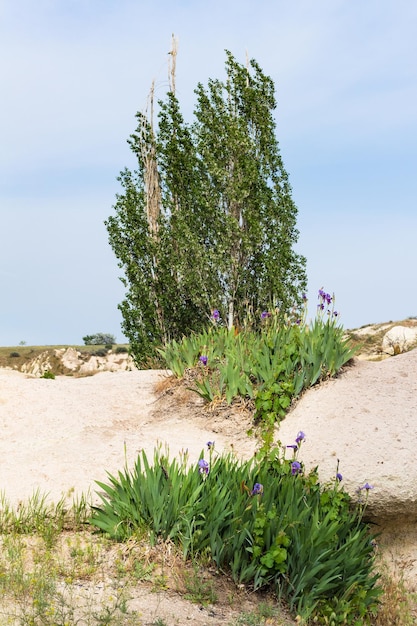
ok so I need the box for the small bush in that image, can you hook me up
[115,346,129,354]
[40,370,55,379]
[92,349,107,357]
[9,352,20,358]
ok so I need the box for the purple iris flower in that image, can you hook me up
[199,355,208,366]
[211,309,220,321]
[287,444,298,452]
[251,483,264,496]
[360,482,374,491]
[291,461,302,475]
[261,311,271,319]
[198,459,209,475]
[336,473,343,482]
[295,431,305,445]
[206,441,215,450]
[318,288,333,307]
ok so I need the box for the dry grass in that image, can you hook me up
[0,525,297,625]
[373,565,417,625]
[0,523,414,625]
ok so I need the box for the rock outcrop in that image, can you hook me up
[276,348,417,523]
[345,318,417,360]
[382,325,417,356]
[19,348,136,377]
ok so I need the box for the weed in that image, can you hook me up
[182,563,218,605]
[231,601,289,625]
[41,369,55,379]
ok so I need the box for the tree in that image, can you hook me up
[83,333,116,346]
[106,45,307,365]
[192,52,306,327]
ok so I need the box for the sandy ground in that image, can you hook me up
[2,350,415,512]
[0,368,267,625]
[0,353,416,621]
[0,368,256,508]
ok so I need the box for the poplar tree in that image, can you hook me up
[106,47,307,365]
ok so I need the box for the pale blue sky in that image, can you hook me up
[1,0,416,345]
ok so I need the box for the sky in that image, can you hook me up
[1,0,416,346]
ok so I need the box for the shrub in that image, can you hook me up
[9,352,20,358]
[92,349,107,358]
[40,370,55,379]
[115,346,129,354]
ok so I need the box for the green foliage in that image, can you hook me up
[160,294,357,434]
[83,333,116,346]
[91,442,381,624]
[106,50,306,365]
[40,370,55,379]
